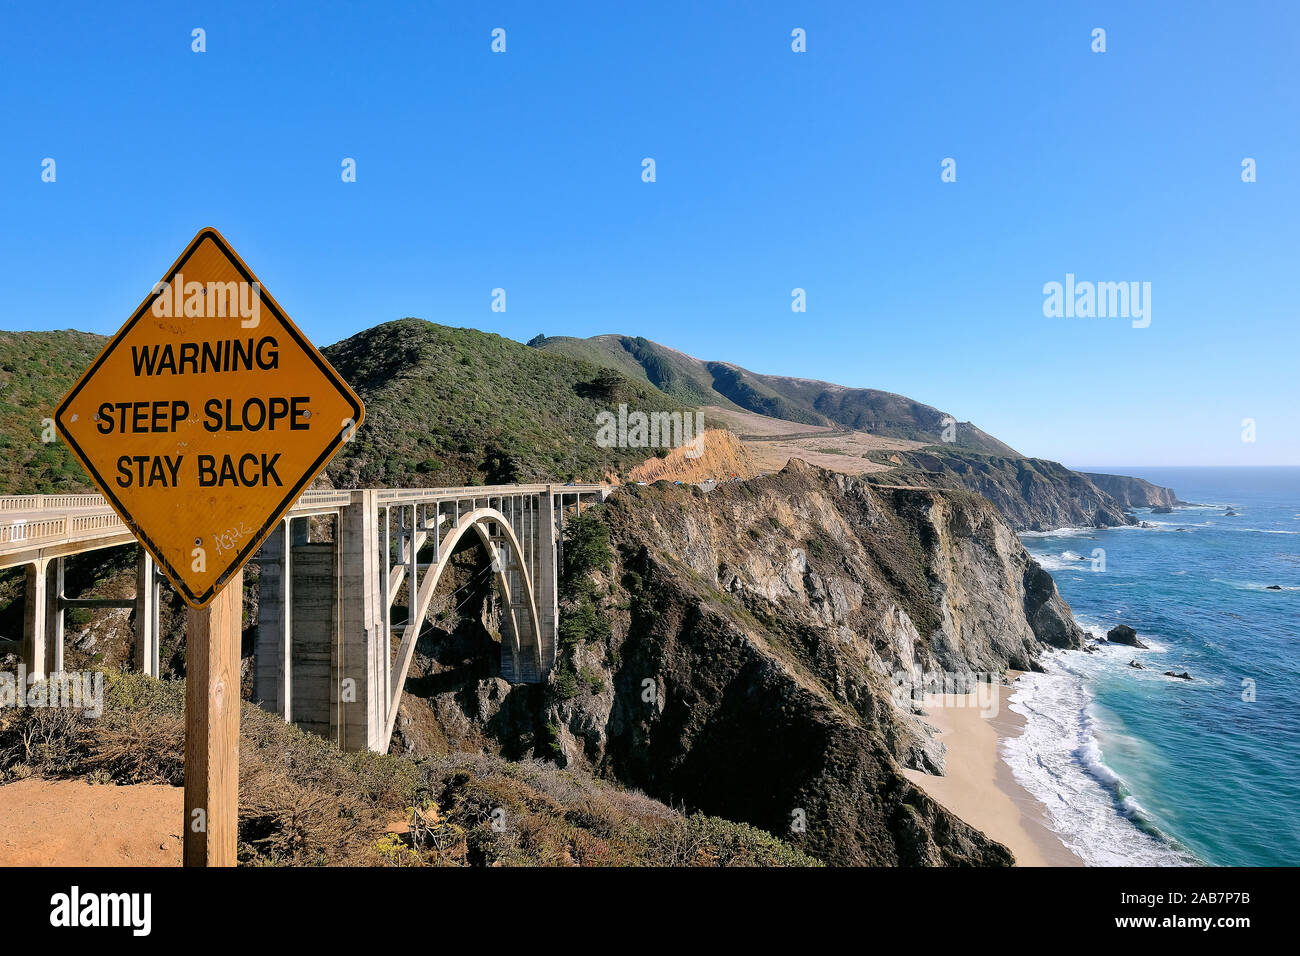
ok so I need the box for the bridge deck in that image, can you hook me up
[0,484,607,570]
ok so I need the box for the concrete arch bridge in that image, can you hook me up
[0,483,609,752]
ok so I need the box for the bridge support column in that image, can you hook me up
[286,540,334,739]
[379,506,391,736]
[254,518,294,719]
[134,548,159,677]
[538,488,559,672]
[22,560,47,682]
[45,558,64,676]
[338,490,384,753]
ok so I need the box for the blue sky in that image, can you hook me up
[2,1,1297,466]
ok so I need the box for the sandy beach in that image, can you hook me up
[902,680,1082,867]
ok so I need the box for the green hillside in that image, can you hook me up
[528,333,735,408]
[323,319,691,487]
[742,371,1019,455]
[0,322,694,496]
[0,330,108,494]
[531,333,1018,455]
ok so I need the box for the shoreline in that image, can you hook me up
[902,680,1083,867]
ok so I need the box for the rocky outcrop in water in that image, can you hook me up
[1107,624,1148,648]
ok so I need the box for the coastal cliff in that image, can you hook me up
[392,460,1085,865]
[866,450,1146,532]
[1081,472,1182,509]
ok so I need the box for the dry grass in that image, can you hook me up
[1,672,816,867]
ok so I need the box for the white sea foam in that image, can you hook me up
[1137,520,1213,532]
[1019,527,1097,538]
[1032,551,1094,572]
[1002,657,1198,866]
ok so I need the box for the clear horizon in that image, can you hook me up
[2,1,1297,466]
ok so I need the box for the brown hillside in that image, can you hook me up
[627,430,755,484]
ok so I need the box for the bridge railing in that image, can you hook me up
[1,483,610,553]
[291,490,353,510]
[0,493,108,512]
[1,484,607,513]
[70,513,128,535]
[0,511,129,546]
[0,516,69,544]
[373,484,606,504]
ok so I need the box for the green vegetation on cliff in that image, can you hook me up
[0,330,107,494]
[323,320,691,487]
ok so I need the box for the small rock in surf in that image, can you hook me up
[1107,624,1148,648]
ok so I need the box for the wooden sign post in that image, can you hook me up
[184,568,242,866]
[54,228,364,867]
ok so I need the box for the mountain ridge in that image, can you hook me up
[0,322,1182,535]
[529,331,1183,530]
[531,332,1020,456]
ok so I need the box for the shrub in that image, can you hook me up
[553,666,580,700]
[65,607,94,629]
[0,701,88,777]
[579,666,606,694]
[557,599,610,648]
[560,511,611,596]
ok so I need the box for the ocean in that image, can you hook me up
[1014,466,1300,867]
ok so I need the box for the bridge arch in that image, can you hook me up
[384,506,541,744]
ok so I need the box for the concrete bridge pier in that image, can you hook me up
[16,548,160,681]
[133,550,161,678]
[338,489,385,753]
[46,558,64,676]
[538,487,558,671]
[253,517,308,721]
[252,492,385,752]
[21,559,48,681]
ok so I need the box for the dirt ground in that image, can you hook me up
[701,405,925,475]
[0,778,183,866]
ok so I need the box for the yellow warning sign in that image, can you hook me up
[55,227,364,607]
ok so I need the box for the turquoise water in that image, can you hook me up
[1016,466,1300,866]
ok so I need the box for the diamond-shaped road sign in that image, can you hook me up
[55,227,364,607]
